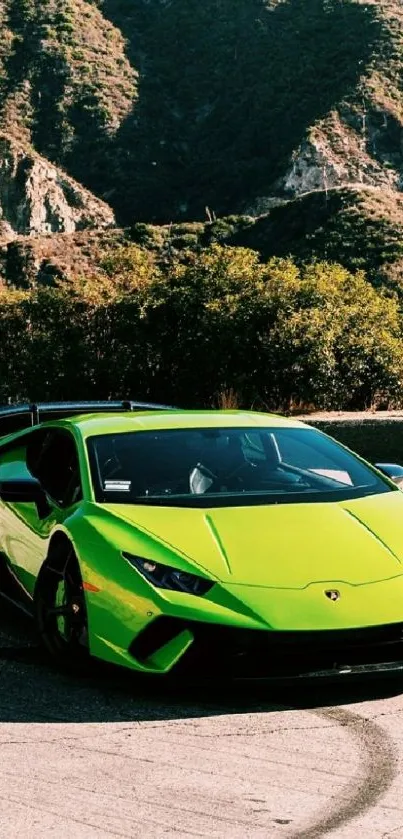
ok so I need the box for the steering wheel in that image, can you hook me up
[196,460,254,492]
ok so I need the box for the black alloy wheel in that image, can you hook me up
[35,543,89,669]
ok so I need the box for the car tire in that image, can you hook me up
[34,542,89,671]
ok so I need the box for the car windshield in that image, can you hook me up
[87,426,392,507]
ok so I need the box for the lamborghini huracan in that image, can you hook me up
[1,400,403,679]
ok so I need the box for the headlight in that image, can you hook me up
[123,553,214,596]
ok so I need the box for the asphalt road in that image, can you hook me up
[1,604,403,838]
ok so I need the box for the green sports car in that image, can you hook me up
[2,400,403,679]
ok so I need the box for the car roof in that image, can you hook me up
[63,410,308,438]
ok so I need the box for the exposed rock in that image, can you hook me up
[243,103,402,217]
[277,125,397,201]
[0,135,115,239]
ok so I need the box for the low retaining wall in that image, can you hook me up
[296,413,403,464]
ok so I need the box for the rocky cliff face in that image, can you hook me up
[242,1,403,214]
[0,136,115,240]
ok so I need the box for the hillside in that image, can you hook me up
[4,185,403,291]
[0,0,402,284]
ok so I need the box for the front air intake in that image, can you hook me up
[129,617,187,662]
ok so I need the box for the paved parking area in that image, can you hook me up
[1,602,403,838]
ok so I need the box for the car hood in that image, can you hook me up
[102,491,403,589]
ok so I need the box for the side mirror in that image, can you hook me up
[0,478,50,517]
[375,463,403,488]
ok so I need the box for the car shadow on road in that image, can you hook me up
[0,601,401,724]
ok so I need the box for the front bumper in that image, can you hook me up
[83,548,403,677]
[129,618,403,679]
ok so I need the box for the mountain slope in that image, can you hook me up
[0,0,402,279]
[0,0,134,236]
[96,0,390,222]
[0,0,398,223]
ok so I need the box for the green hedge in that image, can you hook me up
[303,419,403,464]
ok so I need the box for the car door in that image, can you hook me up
[0,428,45,593]
[0,427,82,596]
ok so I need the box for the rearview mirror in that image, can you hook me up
[0,478,50,516]
[375,463,403,488]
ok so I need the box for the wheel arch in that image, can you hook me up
[35,530,76,595]
[47,529,74,557]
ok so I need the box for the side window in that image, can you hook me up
[274,430,353,486]
[28,430,82,507]
[275,433,338,470]
[0,443,30,481]
[0,428,47,482]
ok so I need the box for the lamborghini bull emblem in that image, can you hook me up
[325,589,341,602]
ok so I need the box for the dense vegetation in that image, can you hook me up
[128,192,403,290]
[1,245,403,410]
